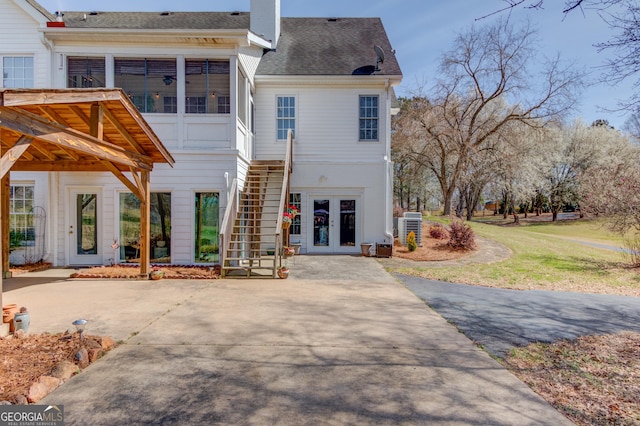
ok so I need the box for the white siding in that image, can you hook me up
[254,85,389,162]
[238,46,263,83]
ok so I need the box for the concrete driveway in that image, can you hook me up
[3,257,571,425]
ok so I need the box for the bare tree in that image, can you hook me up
[489,1,640,110]
[405,19,582,215]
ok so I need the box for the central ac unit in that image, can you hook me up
[398,213,422,246]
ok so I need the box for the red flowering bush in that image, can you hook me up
[447,221,476,250]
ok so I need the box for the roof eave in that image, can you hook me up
[255,74,403,86]
[41,27,253,45]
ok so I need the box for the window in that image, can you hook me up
[119,192,171,263]
[217,96,230,114]
[194,192,219,263]
[185,96,206,114]
[359,95,379,141]
[2,56,34,88]
[10,185,35,248]
[67,57,105,88]
[185,59,230,114]
[163,96,177,114]
[238,69,248,125]
[277,96,296,140]
[114,58,176,113]
[289,193,301,235]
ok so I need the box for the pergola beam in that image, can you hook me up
[0,136,33,179]
[0,106,153,170]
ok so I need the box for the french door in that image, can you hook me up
[309,196,360,253]
[68,189,102,265]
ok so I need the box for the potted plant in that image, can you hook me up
[283,246,295,257]
[282,212,293,229]
[149,266,164,280]
[287,205,299,218]
[277,266,289,279]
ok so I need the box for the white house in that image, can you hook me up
[0,0,402,276]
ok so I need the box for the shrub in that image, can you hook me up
[407,231,418,252]
[447,221,476,250]
[429,224,449,240]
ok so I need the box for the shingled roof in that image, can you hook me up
[54,12,401,78]
[257,18,402,77]
[60,11,250,30]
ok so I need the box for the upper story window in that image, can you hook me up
[238,69,248,125]
[277,96,296,140]
[359,95,379,141]
[2,56,34,88]
[217,96,230,114]
[67,57,105,88]
[114,58,176,113]
[185,59,230,114]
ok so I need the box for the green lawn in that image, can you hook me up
[390,216,640,296]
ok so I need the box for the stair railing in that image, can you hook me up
[274,130,294,276]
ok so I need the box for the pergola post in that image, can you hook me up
[0,175,3,313]
[139,170,151,278]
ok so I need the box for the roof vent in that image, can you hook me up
[328,18,338,22]
[89,12,98,16]
[230,11,240,16]
[160,11,171,16]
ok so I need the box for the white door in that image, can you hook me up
[309,196,359,253]
[68,189,102,265]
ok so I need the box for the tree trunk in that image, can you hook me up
[442,187,455,216]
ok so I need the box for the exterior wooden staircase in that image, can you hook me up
[220,131,293,278]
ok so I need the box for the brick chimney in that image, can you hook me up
[250,0,280,49]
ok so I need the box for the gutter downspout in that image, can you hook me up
[39,30,58,265]
[383,78,394,245]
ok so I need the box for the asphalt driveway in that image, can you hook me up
[397,274,640,357]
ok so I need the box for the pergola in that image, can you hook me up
[0,88,175,309]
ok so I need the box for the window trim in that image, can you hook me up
[2,55,35,89]
[10,183,35,248]
[276,95,296,141]
[359,94,380,142]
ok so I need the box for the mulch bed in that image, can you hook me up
[70,264,220,279]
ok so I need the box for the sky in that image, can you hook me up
[36,0,634,129]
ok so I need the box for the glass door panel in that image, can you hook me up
[76,194,97,255]
[69,189,101,265]
[313,199,330,247]
[339,199,356,247]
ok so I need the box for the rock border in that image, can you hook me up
[0,333,117,405]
